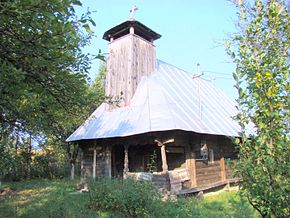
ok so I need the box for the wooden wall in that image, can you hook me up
[81,147,93,179]
[80,143,111,183]
[189,133,237,188]
[106,34,156,109]
[78,131,238,191]
[195,160,222,187]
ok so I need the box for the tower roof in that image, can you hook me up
[103,20,161,42]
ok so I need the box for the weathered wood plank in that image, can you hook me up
[197,173,221,181]
[196,161,220,168]
[105,34,156,110]
[160,144,168,173]
[220,157,226,182]
[185,144,197,187]
[196,166,221,174]
[123,145,129,178]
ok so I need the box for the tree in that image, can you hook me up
[226,0,289,217]
[0,0,99,182]
[0,0,95,136]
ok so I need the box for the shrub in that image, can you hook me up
[88,177,162,217]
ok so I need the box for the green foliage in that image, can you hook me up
[0,0,95,136]
[226,0,290,217]
[0,179,258,218]
[0,0,107,182]
[88,177,161,217]
[147,150,158,173]
[0,135,74,181]
[89,63,106,104]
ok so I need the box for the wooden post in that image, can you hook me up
[123,145,129,179]
[220,157,226,182]
[155,139,173,174]
[191,157,197,187]
[185,144,197,187]
[112,146,116,177]
[106,146,112,178]
[93,148,96,179]
[160,144,168,173]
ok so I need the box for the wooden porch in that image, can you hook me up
[78,130,238,194]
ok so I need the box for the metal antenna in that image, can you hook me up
[130,5,138,20]
[192,63,204,79]
[197,63,200,75]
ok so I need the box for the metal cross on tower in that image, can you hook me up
[130,5,138,19]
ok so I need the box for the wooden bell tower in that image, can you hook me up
[103,19,161,109]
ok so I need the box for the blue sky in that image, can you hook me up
[76,0,238,100]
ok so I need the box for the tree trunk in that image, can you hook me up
[70,162,75,180]
[26,135,32,180]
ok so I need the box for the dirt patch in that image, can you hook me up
[0,188,15,196]
[204,186,239,197]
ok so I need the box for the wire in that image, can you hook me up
[203,70,231,76]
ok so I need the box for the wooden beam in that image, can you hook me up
[220,157,226,182]
[163,138,174,144]
[123,145,129,179]
[89,146,102,151]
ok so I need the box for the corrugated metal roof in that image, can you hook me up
[66,60,256,142]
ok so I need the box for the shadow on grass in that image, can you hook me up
[0,179,104,218]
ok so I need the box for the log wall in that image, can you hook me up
[189,133,236,187]
[195,160,222,187]
[80,145,111,182]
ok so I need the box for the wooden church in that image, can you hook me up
[67,17,255,193]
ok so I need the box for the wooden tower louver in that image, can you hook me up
[103,20,161,108]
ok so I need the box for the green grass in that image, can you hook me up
[0,179,105,218]
[157,190,259,218]
[198,191,259,218]
[0,179,259,218]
